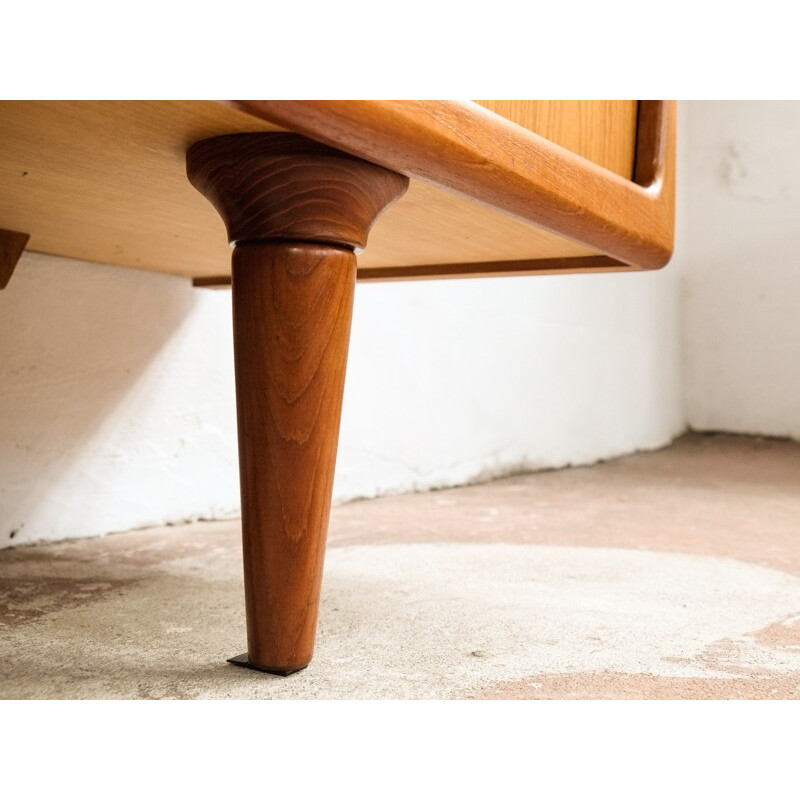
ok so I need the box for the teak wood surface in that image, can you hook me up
[186,133,410,250]
[232,243,357,673]
[232,100,675,272]
[187,132,408,673]
[0,100,672,285]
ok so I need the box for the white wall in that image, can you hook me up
[7,100,797,551]
[677,101,800,438]
[337,270,683,501]
[1,246,683,548]
[0,254,241,546]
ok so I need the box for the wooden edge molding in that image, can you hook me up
[193,276,234,288]
[0,229,30,289]
[355,256,633,282]
[225,100,676,273]
[193,255,637,288]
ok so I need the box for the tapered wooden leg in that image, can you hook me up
[186,132,408,674]
[232,242,356,674]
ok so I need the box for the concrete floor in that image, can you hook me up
[1,432,799,699]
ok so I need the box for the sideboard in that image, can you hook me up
[0,100,676,675]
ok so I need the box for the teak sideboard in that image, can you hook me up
[0,100,676,675]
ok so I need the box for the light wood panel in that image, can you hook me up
[236,101,675,271]
[475,100,637,179]
[0,101,281,279]
[0,100,643,281]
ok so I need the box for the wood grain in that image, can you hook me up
[187,133,408,249]
[0,228,29,289]
[0,101,282,278]
[188,132,408,673]
[0,100,643,279]
[476,100,638,178]
[232,242,356,673]
[230,100,675,270]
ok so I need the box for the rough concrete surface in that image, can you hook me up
[1,433,799,699]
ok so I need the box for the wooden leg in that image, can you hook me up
[231,242,356,674]
[186,132,408,674]
[0,228,29,290]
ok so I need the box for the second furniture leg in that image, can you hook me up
[231,242,356,675]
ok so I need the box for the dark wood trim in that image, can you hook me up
[193,275,232,288]
[226,100,676,272]
[187,132,408,674]
[0,229,29,289]
[193,255,634,288]
[633,101,666,188]
[230,242,357,674]
[357,256,631,281]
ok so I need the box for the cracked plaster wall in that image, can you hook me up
[676,101,800,438]
[1,252,683,548]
